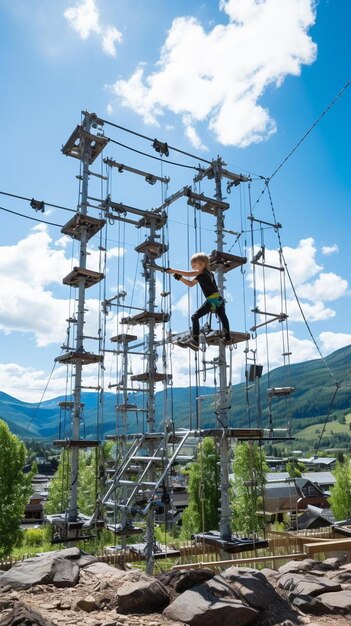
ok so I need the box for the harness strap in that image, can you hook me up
[206,292,224,312]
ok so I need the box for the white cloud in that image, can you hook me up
[111,0,316,147]
[322,244,339,256]
[0,226,115,347]
[64,0,122,57]
[297,272,348,302]
[319,332,351,353]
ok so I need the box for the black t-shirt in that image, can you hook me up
[195,269,219,297]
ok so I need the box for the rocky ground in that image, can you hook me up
[0,548,351,625]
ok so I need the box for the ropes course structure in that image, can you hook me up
[35,108,347,574]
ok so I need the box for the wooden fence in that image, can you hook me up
[1,526,350,573]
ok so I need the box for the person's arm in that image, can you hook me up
[179,277,198,287]
[167,267,201,277]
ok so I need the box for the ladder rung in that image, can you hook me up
[132,456,163,462]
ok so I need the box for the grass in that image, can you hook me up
[294,412,351,443]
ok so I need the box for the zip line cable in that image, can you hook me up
[251,78,351,208]
[0,204,63,228]
[0,189,75,213]
[268,78,351,183]
[101,117,212,165]
[108,138,198,170]
[24,362,58,434]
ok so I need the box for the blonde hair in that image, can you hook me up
[191,252,210,268]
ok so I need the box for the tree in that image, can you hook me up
[45,442,114,516]
[0,419,36,559]
[330,457,351,520]
[181,437,220,538]
[231,442,268,536]
[286,458,306,478]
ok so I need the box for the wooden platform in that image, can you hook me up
[135,240,168,258]
[61,125,109,163]
[63,266,104,288]
[206,330,250,346]
[53,439,100,448]
[137,212,167,230]
[130,372,172,383]
[106,523,144,537]
[186,189,229,216]
[61,214,105,241]
[195,428,263,439]
[110,334,138,344]
[209,250,247,274]
[55,351,103,365]
[121,311,169,326]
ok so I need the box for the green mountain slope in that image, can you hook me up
[0,345,350,444]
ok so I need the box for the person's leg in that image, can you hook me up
[217,305,230,339]
[191,302,211,342]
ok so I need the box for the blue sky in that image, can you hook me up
[0,0,350,402]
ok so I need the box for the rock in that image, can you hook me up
[77,553,99,569]
[157,568,214,598]
[260,567,279,579]
[83,562,124,581]
[278,558,317,575]
[279,572,342,596]
[0,602,56,626]
[222,567,279,609]
[323,556,346,568]
[117,578,169,614]
[0,553,79,590]
[163,582,258,626]
[289,593,331,615]
[318,590,351,613]
[75,594,98,612]
[326,569,351,584]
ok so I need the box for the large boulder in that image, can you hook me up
[157,568,214,599]
[163,580,257,626]
[0,553,79,590]
[222,567,279,610]
[116,578,169,614]
[82,561,125,581]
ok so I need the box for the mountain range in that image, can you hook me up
[0,344,350,444]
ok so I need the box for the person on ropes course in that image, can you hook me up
[167,252,230,351]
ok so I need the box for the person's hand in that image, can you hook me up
[165,267,173,274]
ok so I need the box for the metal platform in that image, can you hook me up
[61,214,105,241]
[106,523,144,537]
[193,531,268,554]
[53,439,100,448]
[130,542,180,559]
[267,386,295,397]
[63,266,104,288]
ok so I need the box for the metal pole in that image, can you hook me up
[213,159,231,541]
[68,112,92,521]
[144,226,157,575]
